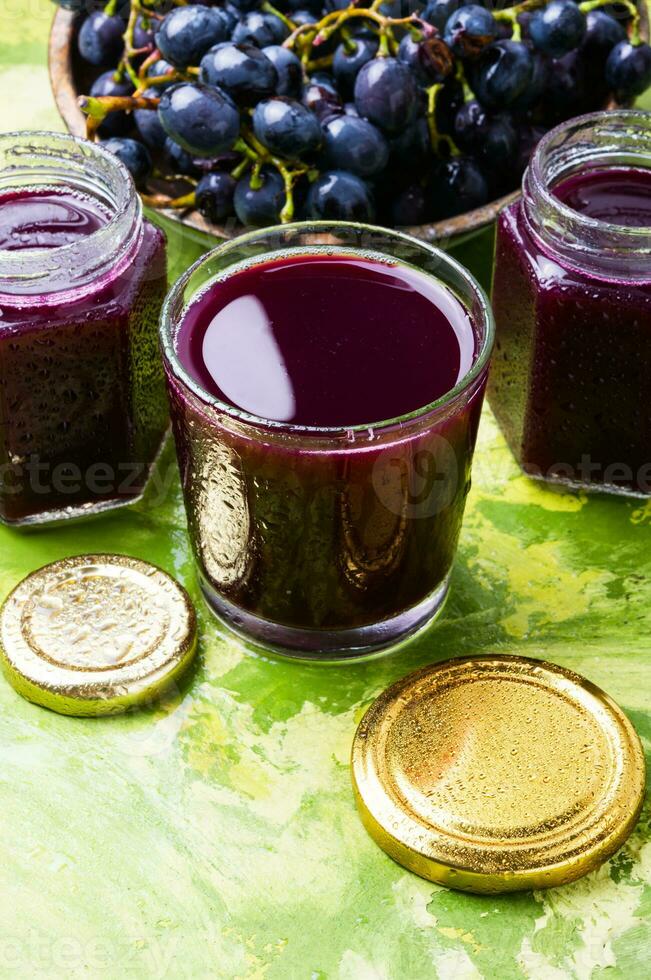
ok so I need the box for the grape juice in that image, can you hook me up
[0,187,168,524]
[0,189,109,249]
[490,165,651,493]
[166,252,490,655]
[175,255,476,426]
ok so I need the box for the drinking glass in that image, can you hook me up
[160,223,493,660]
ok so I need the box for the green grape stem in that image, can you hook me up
[137,49,161,84]
[141,190,197,209]
[78,93,159,139]
[231,156,252,180]
[262,2,299,33]
[426,83,459,156]
[238,129,310,223]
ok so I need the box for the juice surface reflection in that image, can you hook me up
[0,187,109,249]
[175,254,477,427]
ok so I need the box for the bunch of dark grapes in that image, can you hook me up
[66,0,651,228]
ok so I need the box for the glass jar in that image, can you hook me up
[490,110,651,495]
[0,132,169,526]
[161,223,493,661]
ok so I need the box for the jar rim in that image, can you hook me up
[522,110,651,281]
[0,131,142,300]
[160,221,495,440]
[530,110,651,237]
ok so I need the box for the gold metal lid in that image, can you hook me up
[352,655,645,894]
[0,554,197,716]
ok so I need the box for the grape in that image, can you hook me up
[430,157,488,219]
[76,0,651,232]
[434,78,464,136]
[286,0,322,12]
[443,6,499,60]
[229,0,263,12]
[134,89,168,150]
[200,43,278,106]
[234,167,286,225]
[515,123,548,178]
[164,137,199,176]
[312,72,340,93]
[542,50,591,121]
[252,98,323,159]
[388,116,430,173]
[606,41,651,101]
[581,11,626,62]
[529,1,586,59]
[390,183,429,226]
[219,4,241,31]
[302,77,343,122]
[158,83,240,157]
[478,114,518,184]
[101,138,152,188]
[157,6,230,69]
[354,58,419,135]
[306,170,375,221]
[196,172,237,222]
[232,12,289,47]
[378,0,421,16]
[510,50,549,112]
[89,70,133,137]
[146,59,177,89]
[262,46,303,98]
[468,40,534,109]
[78,13,124,67]
[422,0,461,32]
[133,15,159,50]
[292,10,319,25]
[453,99,489,153]
[333,37,379,96]
[323,115,389,177]
[398,35,453,86]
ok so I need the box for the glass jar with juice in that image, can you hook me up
[0,132,168,526]
[490,110,651,494]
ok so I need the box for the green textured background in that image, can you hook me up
[1,5,650,977]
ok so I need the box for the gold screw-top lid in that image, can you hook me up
[352,655,645,894]
[0,555,197,716]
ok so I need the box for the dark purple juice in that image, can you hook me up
[553,167,651,226]
[0,188,109,249]
[490,166,651,493]
[166,252,489,654]
[0,187,168,524]
[176,255,476,426]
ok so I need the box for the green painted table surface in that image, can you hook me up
[1,6,651,977]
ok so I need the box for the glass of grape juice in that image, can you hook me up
[161,224,494,660]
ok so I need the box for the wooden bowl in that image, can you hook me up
[48,6,646,245]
